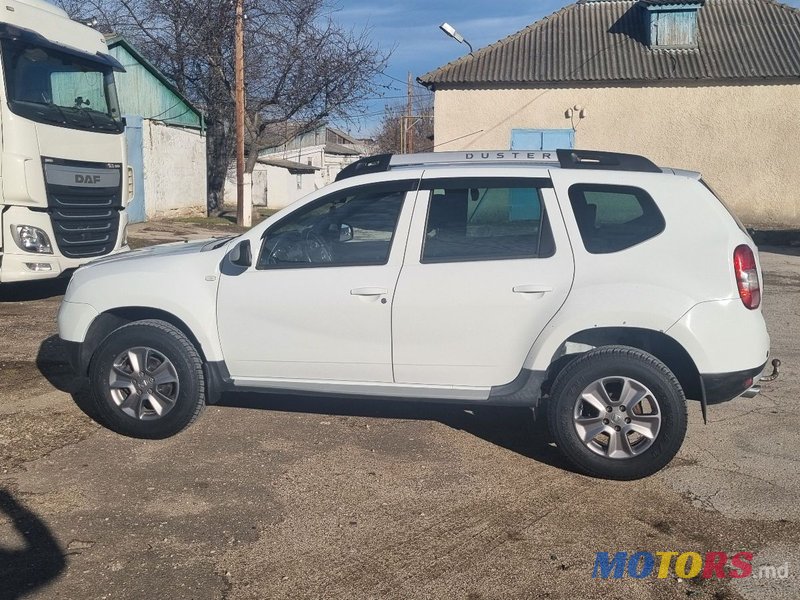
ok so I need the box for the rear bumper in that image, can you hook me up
[701,361,767,405]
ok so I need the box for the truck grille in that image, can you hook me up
[42,158,123,259]
[50,207,121,259]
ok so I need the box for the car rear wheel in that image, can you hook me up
[547,345,688,480]
[88,319,205,439]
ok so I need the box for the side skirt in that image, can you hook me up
[204,362,543,407]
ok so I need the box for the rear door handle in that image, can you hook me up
[513,284,553,294]
[350,287,388,296]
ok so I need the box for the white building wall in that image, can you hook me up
[142,120,207,219]
[226,145,362,210]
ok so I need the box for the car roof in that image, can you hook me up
[336,149,666,182]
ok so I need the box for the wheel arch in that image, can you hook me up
[77,306,209,375]
[542,327,702,401]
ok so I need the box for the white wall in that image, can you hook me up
[225,145,362,210]
[142,120,207,218]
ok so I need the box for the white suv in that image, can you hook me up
[58,150,771,480]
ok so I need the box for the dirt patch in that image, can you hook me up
[0,410,99,474]
[0,361,65,397]
[763,272,800,290]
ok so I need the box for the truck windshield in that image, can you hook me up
[1,39,123,133]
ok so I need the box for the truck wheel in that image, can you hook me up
[88,319,205,439]
[547,346,687,480]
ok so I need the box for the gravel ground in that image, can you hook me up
[0,227,797,600]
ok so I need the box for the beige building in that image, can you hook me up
[419,0,800,228]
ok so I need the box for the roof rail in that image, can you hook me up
[556,149,662,173]
[335,153,392,181]
[335,149,661,181]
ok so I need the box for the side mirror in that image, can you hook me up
[229,240,252,267]
[339,224,354,242]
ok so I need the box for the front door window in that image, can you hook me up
[257,182,412,269]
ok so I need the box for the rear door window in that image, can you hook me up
[568,184,665,254]
[420,178,555,263]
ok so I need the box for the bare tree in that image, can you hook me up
[374,91,434,154]
[58,0,387,213]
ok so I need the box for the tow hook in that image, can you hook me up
[741,359,780,400]
[760,358,781,382]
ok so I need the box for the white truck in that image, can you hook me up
[59,149,774,480]
[0,0,129,283]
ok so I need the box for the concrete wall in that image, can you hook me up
[225,146,361,210]
[141,120,207,219]
[433,81,800,228]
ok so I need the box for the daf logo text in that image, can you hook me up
[75,174,103,184]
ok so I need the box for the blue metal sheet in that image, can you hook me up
[511,128,575,151]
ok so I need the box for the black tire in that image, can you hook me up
[546,345,688,480]
[88,319,205,439]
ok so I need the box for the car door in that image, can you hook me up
[392,172,574,387]
[217,179,418,383]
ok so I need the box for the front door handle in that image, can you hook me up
[350,287,388,296]
[513,284,553,294]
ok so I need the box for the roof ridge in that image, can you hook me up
[419,0,800,86]
[754,0,800,16]
[419,2,582,84]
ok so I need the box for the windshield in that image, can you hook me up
[1,39,123,133]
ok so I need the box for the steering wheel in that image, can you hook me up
[264,231,301,265]
[263,230,334,265]
[303,231,334,263]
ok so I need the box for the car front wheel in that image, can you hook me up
[88,319,205,439]
[547,345,688,480]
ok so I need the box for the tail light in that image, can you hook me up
[733,245,761,309]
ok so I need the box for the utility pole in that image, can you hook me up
[406,71,414,154]
[234,0,251,227]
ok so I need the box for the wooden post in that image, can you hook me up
[234,0,251,227]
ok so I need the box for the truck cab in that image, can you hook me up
[0,0,129,283]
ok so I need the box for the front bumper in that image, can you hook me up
[1,204,130,283]
[701,361,768,405]
[0,245,131,283]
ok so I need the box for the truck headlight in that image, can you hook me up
[11,225,53,254]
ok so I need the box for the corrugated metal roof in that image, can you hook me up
[324,142,362,155]
[257,157,320,173]
[105,35,203,128]
[419,0,800,87]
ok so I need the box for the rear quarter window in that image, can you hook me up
[568,184,665,254]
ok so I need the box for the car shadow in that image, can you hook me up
[757,243,800,257]
[0,487,66,599]
[751,229,800,255]
[0,277,69,302]
[36,336,97,419]
[217,391,574,472]
[37,335,573,473]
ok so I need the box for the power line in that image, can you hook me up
[379,71,429,89]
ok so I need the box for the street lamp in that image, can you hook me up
[439,22,473,54]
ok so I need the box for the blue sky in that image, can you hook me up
[333,0,800,135]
